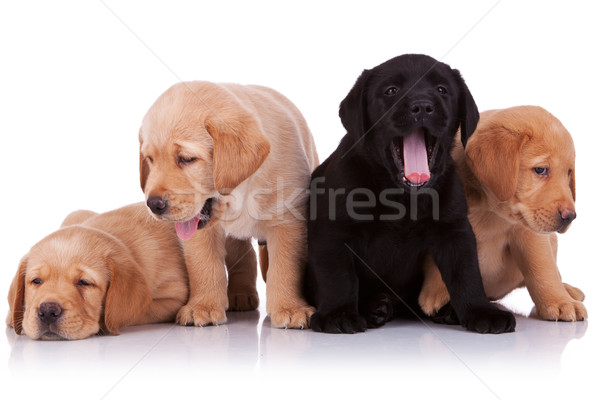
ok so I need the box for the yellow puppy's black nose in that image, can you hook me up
[147,196,168,215]
[38,302,63,325]
[559,208,576,228]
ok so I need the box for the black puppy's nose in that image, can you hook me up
[38,302,63,325]
[147,196,168,215]
[410,101,434,118]
[559,208,576,226]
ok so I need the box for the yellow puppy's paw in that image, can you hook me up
[228,291,259,311]
[176,302,228,327]
[269,305,315,329]
[563,283,585,302]
[537,299,587,322]
[418,288,450,316]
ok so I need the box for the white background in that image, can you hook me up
[1,1,598,399]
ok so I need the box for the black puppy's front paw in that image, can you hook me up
[365,293,394,328]
[310,311,367,334]
[463,305,516,334]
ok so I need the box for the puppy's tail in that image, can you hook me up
[258,243,269,282]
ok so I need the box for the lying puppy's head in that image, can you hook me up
[139,81,270,240]
[339,54,479,189]
[465,106,576,233]
[7,227,152,340]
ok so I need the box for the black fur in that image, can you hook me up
[304,54,515,334]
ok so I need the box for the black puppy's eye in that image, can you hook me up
[533,167,549,176]
[437,86,448,95]
[32,278,42,285]
[385,87,398,96]
[177,156,198,166]
[77,279,93,287]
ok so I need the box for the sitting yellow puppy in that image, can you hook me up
[419,106,586,322]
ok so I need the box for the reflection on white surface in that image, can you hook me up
[4,291,596,399]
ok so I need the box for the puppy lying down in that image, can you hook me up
[6,203,192,340]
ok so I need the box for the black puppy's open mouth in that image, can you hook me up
[391,128,438,188]
[174,197,215,241]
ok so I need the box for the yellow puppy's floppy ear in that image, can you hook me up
[7,255,28,335]
[103,251,153,335]
[205,108,270,194]
[465,124,528,202]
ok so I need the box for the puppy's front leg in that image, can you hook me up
[418,254,451,316]
[549,233,585,302]
[265,222,314,329]
[177,226,228,326]
[305,229,366,333]
[514,231,587,321]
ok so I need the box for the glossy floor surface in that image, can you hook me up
[3,288,596,400]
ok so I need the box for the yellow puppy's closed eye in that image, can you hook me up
[177,155,198,167]
[76,279,94,287]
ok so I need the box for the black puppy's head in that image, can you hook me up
[339,54,479,189]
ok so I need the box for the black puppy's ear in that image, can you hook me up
[453,69,479,147]
[339,69,371,136]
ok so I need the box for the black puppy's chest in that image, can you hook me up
[336,176,459,281]
[353,218,436,287]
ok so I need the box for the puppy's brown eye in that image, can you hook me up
[77,279,92,287]
[32,278,42,285]
[385,87,398,96]
[437,86,448,95]
[146,156,154,164]
[533,167,549,176]
[178,156,198,166]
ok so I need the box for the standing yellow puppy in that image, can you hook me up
[139,81,319,328]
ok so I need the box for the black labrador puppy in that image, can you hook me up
[304,54,516,334]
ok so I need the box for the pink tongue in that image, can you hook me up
[403,129,430,184]
[175,215,200,241]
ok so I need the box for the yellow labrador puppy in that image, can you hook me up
[7,203,189,340]
[419,106,586,321]
[139,81,319,328]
